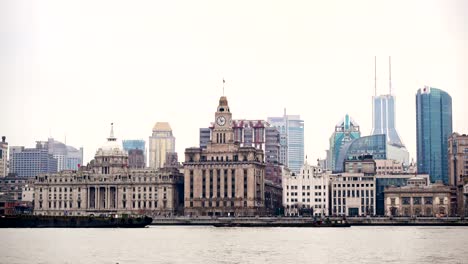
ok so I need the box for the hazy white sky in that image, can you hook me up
[1,0,467,164]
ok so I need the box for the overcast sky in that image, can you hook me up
[1,0,467,164]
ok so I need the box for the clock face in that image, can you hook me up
[216,116,226,126]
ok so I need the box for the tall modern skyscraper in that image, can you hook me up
[268,110,304,174]
[327,114,361,172]
[416,86,453,184]
[149,122,176,169]
[371,56,409,165]
[46,138,84,171]
[9,141,58,177]
[371,95,404,146]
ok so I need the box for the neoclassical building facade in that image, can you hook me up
[34,125,184,217]
[184,96,266,216]
[384,178,456,217]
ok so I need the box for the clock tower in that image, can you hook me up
[212,96,234,144]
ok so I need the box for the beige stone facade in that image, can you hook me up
[448,132,468,186]
[375,159,404,175]
[384,179,456,217]
[330,173,376,216]
[34,126,183,217]
[183,96,265,216]
[448,132,468,216]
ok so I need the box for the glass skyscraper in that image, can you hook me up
[268,111,304,174]
[372,95,404,147]
[334,134,386,172]
[328,114,361,171]
[416,86,452,184]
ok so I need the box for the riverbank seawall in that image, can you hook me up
[151,217,468,226]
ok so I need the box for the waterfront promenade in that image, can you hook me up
[151,216,468,226]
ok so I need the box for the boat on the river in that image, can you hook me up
[213,219,350,228]
[0,214,153,228]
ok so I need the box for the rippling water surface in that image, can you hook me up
[1,226,467,264]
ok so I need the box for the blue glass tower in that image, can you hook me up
[328,114,361,171]
[416,86,452,184]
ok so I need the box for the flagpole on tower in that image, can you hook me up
[223,78,225,96]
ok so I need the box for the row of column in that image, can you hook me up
[87,186,117,209]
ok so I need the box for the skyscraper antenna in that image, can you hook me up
[389,56,392,95]
[374,56,377,96]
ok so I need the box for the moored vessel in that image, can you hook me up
[0,215,153,228]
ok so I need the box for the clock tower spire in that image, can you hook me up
[212,96,233,144]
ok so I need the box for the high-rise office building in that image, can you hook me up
[0,136,8,177]
[123,139,146,168]
[371,56,410,164]
[9,142,58,178]
[149,122,176,169]
[268,110,304,174]
[46,138,83,171]
[372,95,405,146]
[327,114,361,172]
[416,86,452,184]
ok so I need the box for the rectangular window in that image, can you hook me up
[243,169,248,199]
[402,197,410,205]
[231,169,236,198]
[210,170,214,198]
[217,169,221,198]
[190,170,194,199]
[202,170,206,198]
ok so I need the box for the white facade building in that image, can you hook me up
[283,161,329,217]
[149,122,176,169]
[22,184,34,202]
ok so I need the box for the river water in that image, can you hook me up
[1,226,467,264]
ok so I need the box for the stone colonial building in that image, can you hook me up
[184,96,265,216]
[448,132,468,216]
[384,178,456,217]
[464,179,468,217]
[330,172,376,216]
[34,125,184,217]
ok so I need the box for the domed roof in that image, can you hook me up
[153,122,172,131]
[95,123,127,157]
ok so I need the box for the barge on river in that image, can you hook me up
[0,215,153,228]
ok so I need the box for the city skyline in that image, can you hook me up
[1,0,467,164]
